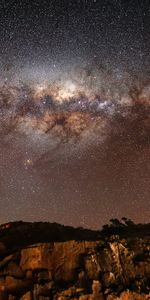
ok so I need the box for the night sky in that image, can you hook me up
[0,0,150,229]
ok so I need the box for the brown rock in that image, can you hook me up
[20,241,99,282]
[5,276,33,294]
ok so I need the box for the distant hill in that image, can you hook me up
[0,220,149,257]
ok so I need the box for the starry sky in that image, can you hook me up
[0,0,150,229]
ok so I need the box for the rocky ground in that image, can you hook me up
[0,221,149,299]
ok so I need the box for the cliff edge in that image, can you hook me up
[0,221,149,300]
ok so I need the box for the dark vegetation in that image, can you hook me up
[101,217,150,238]
[0,218,149,258]
[0,221,100,258]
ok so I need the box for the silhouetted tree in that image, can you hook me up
[121,217,135,226]
[109,218,123,227]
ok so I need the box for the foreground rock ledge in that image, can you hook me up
[0,222,149,299]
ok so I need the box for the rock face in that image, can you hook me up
[0,222,149,299]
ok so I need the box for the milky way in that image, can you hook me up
[1,64,150,152]
[0,64,150,228]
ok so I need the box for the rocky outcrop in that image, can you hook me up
[0,222,149,299]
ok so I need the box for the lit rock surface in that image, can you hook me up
[0,222,149,299]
